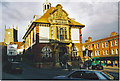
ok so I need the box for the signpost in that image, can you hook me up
[7,44,18,56]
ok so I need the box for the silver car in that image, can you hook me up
[53,70,114,80]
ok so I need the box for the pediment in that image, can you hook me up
[50,4,68,20]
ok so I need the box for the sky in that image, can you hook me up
[0,0,119,43]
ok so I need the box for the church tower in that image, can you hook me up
[43,0,51,14]
[4,25,18,44]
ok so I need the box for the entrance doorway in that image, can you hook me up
[59,47,68,68]
[59,47,67,59]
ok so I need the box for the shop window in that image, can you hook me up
[107,60,111,64]
[115,60,118,66]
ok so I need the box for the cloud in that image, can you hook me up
[0,1,119,43]
[62,2,118,42]
[1,2,43,41]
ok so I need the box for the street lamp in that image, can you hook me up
[82,45,92,70]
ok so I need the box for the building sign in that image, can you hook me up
[55,20,67,24]
[7,44,18,56]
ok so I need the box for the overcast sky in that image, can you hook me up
[0,0,119,43]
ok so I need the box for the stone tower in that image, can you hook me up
[43,0,51,14]
[4,25,18,44]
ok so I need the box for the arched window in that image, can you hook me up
[41,46,52,58]
[71,47,78,61]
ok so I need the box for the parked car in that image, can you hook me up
[92,64,103,70]
[3,62,23,74]
[53,70,114,80]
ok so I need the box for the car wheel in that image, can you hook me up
[99,67,101,70]
[99,66,103,70]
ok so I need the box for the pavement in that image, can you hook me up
[103,66,119,69]
[103,66,119,73]
[70,66,119,73]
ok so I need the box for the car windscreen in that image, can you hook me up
[68,71,99,80]
[100,72,114,80]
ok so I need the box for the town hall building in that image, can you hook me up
[22,1,85,68]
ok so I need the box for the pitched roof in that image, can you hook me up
[34,5,85,27]
[68,18,85,26]
[34,7,55,23]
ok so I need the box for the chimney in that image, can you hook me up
[110,32,117,36]
[88,37,92,42]
[85,40,89,43]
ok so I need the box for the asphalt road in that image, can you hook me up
[2,63,119,80]
[2,63,72,80]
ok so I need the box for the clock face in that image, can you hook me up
[8,32,10,34]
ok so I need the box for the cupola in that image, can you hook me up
[43,0,51,14]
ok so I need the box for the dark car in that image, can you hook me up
[92,64,103,70]
[53,70,114,80]
[3,62,23,74]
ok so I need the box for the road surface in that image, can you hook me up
[2,63,119,80]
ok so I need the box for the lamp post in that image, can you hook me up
[82,45,92,70]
